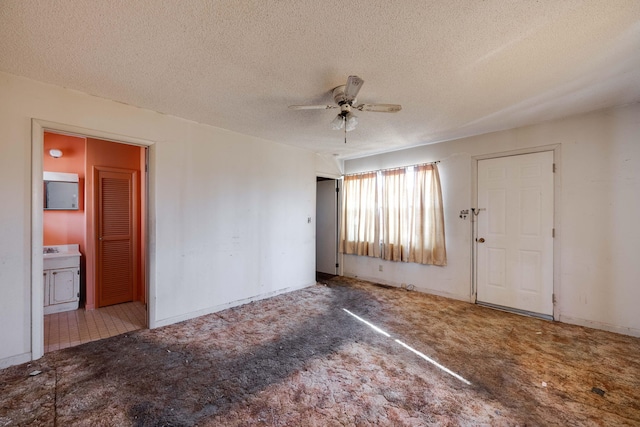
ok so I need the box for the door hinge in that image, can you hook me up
[336,187,340,193]
[552,228,555,238]
[552,293,557,304]
[145,162,148,172]
[552,163,556,173]
[335,263,339,268]
[77,270,80,275]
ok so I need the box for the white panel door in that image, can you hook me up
[477,152,554,316]
[316,179,338,274]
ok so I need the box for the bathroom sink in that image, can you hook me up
[43,244,81,259]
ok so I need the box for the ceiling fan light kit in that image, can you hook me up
[331,114,345,130]
[345,112,358,131]
[289,75,401,140]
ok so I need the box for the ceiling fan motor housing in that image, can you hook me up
[333,85,353,106]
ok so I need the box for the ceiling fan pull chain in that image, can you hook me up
[344,118,347,143]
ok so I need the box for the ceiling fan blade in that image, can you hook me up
[288,105,338,110]
[344,75,364,102]
[355,103,402,113]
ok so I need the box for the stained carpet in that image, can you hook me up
[1,276,639,426]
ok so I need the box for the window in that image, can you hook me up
[340,163,446,266]
[339,171,379,258]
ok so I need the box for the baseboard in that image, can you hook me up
[342,273,473,303]
[559,315,640,338]
[153,281,316,329]
[0,352,32,370]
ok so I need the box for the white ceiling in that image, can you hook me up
[1,1,639,159]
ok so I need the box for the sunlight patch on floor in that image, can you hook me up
[342,308,391,337]
[343,308,471,385]
[395,339,472,385]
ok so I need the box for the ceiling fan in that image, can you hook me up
[288,75,402,133]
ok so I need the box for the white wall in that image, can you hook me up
[0,72,317,367]
[315,153,343,178]
[344,102,640,336]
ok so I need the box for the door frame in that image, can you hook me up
[316,173,343,277]
[471,144,561,320]
[31,119,155,360]
[315,177,339,275]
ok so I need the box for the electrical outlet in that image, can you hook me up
[378,265,383,272]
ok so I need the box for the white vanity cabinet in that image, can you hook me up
[43,245,81,315]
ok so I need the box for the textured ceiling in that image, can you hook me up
[1,1,639,159]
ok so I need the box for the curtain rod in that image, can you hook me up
[344,160,440,177]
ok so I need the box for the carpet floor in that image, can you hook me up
[1,275,639,426]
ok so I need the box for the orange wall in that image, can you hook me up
[43,132,87,286]
[85,138,145,309]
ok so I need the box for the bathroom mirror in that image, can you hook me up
[44,171,79,210]
[44,181,79,210]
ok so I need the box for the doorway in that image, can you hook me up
[476,151,554,318]
[316,178,340,276]
[32,120,154,360]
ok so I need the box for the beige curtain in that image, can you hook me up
[411,164,446,265]
[340,172,380,257]
[380,167,409,261]
[380,164,447,265]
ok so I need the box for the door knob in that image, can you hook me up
[476,238,485,243]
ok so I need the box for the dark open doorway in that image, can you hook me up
[316,177,339,278]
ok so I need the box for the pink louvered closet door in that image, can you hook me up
[96,168,136,307]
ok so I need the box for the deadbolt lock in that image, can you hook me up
[476,238,485,243]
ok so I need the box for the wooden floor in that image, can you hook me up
[44,301,146,353]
